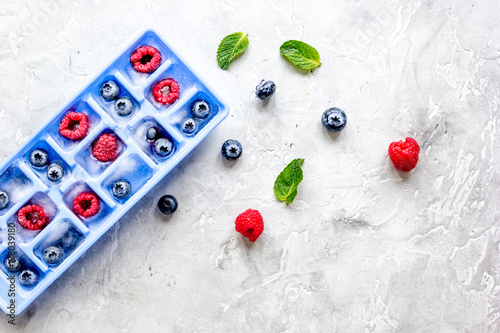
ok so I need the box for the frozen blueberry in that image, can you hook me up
[46,163,64,182]
[158,195,178,215]
[154,138,174,157]
[256,80,276,100]
[19,269,38,288]
[60,228,81,250]
[112,179,132,199]
[221,140,242,160]
[0,190,9,210]
[322,107,347,132]
[191,100,211,119]
[115,97,134,117]
[181,118,197,135]
[146,127,158,141]
[29,148,49,168]
[43,245,65,266]
[4,256,21,272]
[100,80,120,100]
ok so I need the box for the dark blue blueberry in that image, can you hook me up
[146,127,157,141]
[191,100,211,119]
[29,148,49,168]
[221,140,242,160]
[112,179,132,199]
[115,97,134,117]
[43,245,65,266]
[0,190,9,210]
[18,269,38,288]
[181,118,197,135]
[322,107,347,132]
[46,163,64,182]
[154,138,174,157]
[4,255,21,272]
[100,80,120,100]
[158,195,178,215]
[256,80,276,100]
[60,227,82,251]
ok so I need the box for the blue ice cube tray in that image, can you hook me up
[0,29,228,315]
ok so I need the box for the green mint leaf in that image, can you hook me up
[280,40,321,70]
[217,32,249,70]
[273,158,305,205]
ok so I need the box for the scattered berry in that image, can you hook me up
[29,148,49,168]
[152,78,180,105]
[256,80,276,100]
[18,269,38,288]
[146,127,158,141]
[100,80,120,100]
[112,180,132,199]
[154,137,174,157]
[221,140,242,160]
[46,163,64,182]
[92,133,119,162]
[4,256,21,272]
[158,195,178,215]
[322,107,347,132]
[181,118,197,135]
[0,190,9,210]
[388,137,420,172]
[191,100,211,119]
[130,45,162,73]
[60,228,81,250]
[43,246,65,266]
[59,112,89,140]
[235,209,264,242]
[115,97,134,117]
[73,192,100,218]
[17,204,48,230]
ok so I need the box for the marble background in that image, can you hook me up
[0,0,499,332]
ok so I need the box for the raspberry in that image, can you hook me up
[59,112,89,140]
[235,209,264,242]
[73,192,100,218]
[130,45,161,73]
[92,133,119,162]
[18,204,48,230]
[388,137,420,172]
[152,79,180,105]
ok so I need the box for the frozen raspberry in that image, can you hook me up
[92,133,119,162]
[130,45,161,73]
[235,209,264,242]
[18,204,48,230]
[152,79,180,105]
[73,192,100,218]
[59,112,89,140]
[388,137,420,172]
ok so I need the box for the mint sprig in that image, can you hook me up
[280,40,321,70]
[273,158,305,205]
[217,32,249,70]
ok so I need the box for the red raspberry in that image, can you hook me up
[59,112,89,140]
[152,79,180,105]
[235,209,264,242]
[18,204,48,230]
[388,137,420,172]
[73,192,100,218]
[92,133,119,162]
[130,45,161,73]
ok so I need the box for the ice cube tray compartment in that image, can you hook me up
[0,29,228,314]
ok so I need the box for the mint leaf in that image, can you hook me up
[280,40,321,70]
[273,158,305,205]
[217,32,249,70]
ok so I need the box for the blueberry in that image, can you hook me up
[100,80,120,100]
[158,195,178,215]
[221,140,242,160]
[4,255,21,272]
[0,190,9,210]
[43,245,65,266]
[146,127,157,141]
[60,228,82,250]
[181,118,197,135]
[19,269,38,288]
[191,100,211,119]
[46,163,64,182]
[112,179,132,199]
[115,97,134,117]
[154,138,174,157]
[29,148,49,168]
[322,107,347,132]
[256,80,276,100]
